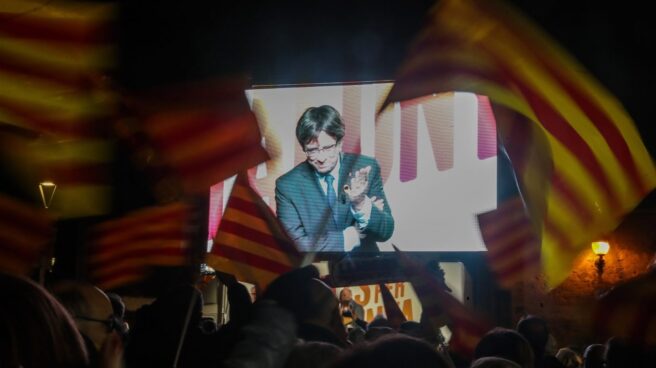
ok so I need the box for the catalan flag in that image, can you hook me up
[30,138,113,218]
[207,172,300,290]
[134,78,270,194]
[0,0,116,138]
[88,202,190,290]
[0,194,53,276]
[394,246,490,358]
[477,195,540,289]
[382,0,656,287]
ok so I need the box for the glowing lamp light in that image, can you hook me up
[591,241,610,277]
[591,241,610,255]
[38,181,57,209]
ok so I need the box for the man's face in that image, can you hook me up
[304,131,341,175]
[339,288,352,302]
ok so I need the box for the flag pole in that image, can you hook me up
[172,290,198,368]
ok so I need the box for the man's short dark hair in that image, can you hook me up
[296,105,345,148]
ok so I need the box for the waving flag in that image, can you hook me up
[0,0,116,137]
[30,138,113,218]
[382,0,656,287]
[134,78,269,194]
[0,194,53,276]
[477,195,540,289]
[89,202,190,290]
[208,172,300,290]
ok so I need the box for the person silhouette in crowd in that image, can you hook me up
[517,315,558,368]
[582,344,605,368]
[330,334,451,368]
[470,356,522,368]
[0,272,89,368]
[284,341,342,368]
[474,327,535,368]
[555,347,582,368]
[51,281,123,367]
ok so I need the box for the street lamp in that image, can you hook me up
[591,241,610,277]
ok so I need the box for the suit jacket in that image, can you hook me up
[275,153,394,252]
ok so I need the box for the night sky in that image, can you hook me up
[117,0,655,154]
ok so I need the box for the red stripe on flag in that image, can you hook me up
[90,246,186,266]
[492,62,621,212]
[0,56,95,89]
[94,206,187,236]
[0,209,52,236]
[494,251,541,278]
[175,141,266,179]
[46,163,110,185]
[211,242,294,275]
[0,95,97,137]
[217,219,289,253]
[551,171,593,225]
[150,110,256,152]
[227,195,267,221]
[486,232,537,261]
[516,40,652,198]
[93,265,145,289]
[0,12,113,44]
[543,218,576,252]
[93,229,186,252]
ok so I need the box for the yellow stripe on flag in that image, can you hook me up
[206,253,279,290]
[213,231,295,267]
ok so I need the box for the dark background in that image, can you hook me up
[118,0,655,159]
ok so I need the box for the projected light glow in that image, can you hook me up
[209,82,497,252]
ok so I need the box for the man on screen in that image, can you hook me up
[275,105,394,252]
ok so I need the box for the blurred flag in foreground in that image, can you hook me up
[0,194,53,276]
[133,78,269,194]
[30,138,113,218]
[208,173,300,291]
[477,195,540,289]
[0,0,116,138]
[395,246,490,358]
[382,0,656,287]
[89,202,190,290]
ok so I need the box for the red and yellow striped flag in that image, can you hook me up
[382,0,656,287]
[394,246,491,358]
[207,172,300,290]
[0,194,53,276]
[477,195,540,289]
[0,0,116,138]
[89,202,190,290]
[30,138,113,218]
[135,78,269,194]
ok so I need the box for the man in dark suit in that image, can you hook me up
[275,105,394,252]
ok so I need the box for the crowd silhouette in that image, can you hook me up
[2,262,655,368]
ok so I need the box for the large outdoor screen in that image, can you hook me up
[209,82,497,252]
